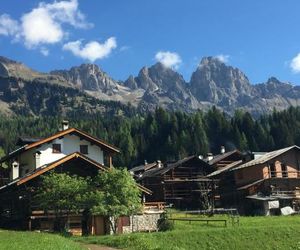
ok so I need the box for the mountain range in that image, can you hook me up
[0,55,300,116]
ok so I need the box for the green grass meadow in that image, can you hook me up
[75,215,300,250]
[1,216,300,250]
[0,230,82,250]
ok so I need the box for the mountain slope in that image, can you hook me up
[0,75,136,117]
[1,55,300,115]
[124,63,202,111]
[189,57,300,115]
[0,56,71,87]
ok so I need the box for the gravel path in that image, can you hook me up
[81,243,120,250]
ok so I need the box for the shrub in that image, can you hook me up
[157,213,174,232]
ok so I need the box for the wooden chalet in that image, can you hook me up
[206,149,250,208]
[0,123,152,235]
[228,145,300,215]
[207,149,243,169]
[136,155,216,209]
[129,161,162,178]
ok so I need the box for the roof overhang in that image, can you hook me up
[0,128,120,164]
[17,152,107,185]
[25,128,120,154]
[232,145,300,171]
[0,152,152,195]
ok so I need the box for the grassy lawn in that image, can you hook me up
[74,215,300,250]
[0,230,83,250]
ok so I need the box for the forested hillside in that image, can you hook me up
[0,106,298,167]
[0,76,136,117]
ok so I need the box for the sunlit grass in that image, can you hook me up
[74,215,300,250]
[0,230,82,250]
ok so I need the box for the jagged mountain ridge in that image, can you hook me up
[0,55,300,115]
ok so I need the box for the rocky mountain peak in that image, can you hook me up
[266,77,284,85]
[50,63,118,92]
[124,75,138,89]
[0,56,18,65]
[150,62,167,71]
[0,55,46,81]
[134,63,187,92]
[190,56,252,104]
[1,54,300,116]
[198,56,224,67]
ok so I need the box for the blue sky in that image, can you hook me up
[1,0,300,84]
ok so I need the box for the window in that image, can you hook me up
[270,163,276,178]
[80,145,88,155]
[281,163,287,178]
[52,144,61,153]
[120,216,130,227]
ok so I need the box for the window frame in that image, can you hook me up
[52,143,62,154]
[80,145,89,155]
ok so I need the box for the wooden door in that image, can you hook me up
[94,216,105,235]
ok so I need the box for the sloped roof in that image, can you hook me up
[17,152,107,185]
[17,136,42,146]
[130,162,158,174]
[246,194,277,201]
[232,145,300,171]
[237,179,265,190]
[207,150,241,166]
[0,145,27,163]
[207,160,243,177]
[0,128,119,163]
[0,152,152,195]
[25,128,119,153]
[0,152,105,191]
[138,155,210,180]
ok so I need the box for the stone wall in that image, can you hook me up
[122,212,162,234]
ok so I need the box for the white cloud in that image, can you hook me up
[0,0,92,48]
[63,37,117,62]
[21,7,64,47]
[155,51,182,69]
[0,14,20,37]
[215,54,230,63]
[43,0,92,29]
[290,53,300,73]
[40,47,49,56]
[119,45,130,52]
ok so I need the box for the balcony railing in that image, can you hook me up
[143,202,165,211]
[271,190,300,198]
[267,171,300,179]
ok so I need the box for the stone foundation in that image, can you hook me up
[122,212,162,233]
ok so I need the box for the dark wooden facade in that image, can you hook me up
[207,150,243,169]
[217,146,300,214]
[0,155,109,235]
[138,156,216,209]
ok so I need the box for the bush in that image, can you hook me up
[157,213,174,232]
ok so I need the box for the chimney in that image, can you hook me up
[11,161,19,180]
[62,120,69,130]
[144,160,148,165]
[207,153,213,161]
[34,151,41,168]
[199,155,203,160]
[157,160,162,168]
[220,146,225,154]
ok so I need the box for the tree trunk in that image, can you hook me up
[109,217,118,234]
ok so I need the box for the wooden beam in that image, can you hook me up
[17,152,107,185]
[109,155,113,169]
[28,219,32,231]
[25,128,120,153]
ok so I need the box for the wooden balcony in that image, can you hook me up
[143,202,165,211]
[267,171,300,179]
[271,189,300,198]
